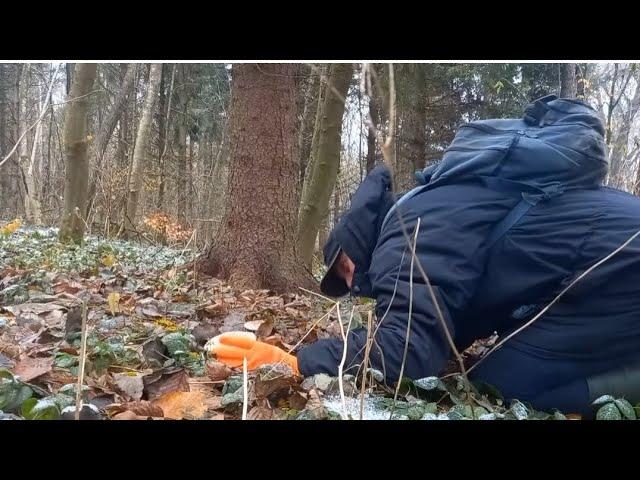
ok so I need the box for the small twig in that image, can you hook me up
[75,301,88,420]
[468,226,640,375]
[359,310,373,420]
[390,219,420,419]
[242,356,248,420]
[337,303,355,420]
[298,286,336,303]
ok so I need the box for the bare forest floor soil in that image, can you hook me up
[0,224,627,420]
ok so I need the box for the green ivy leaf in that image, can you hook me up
[509,400,529,420]
[614,398,636,420]
[0,370,33,413]
[21,397,61,420]
[592,394,616,406]
[414,376,446,391]
[553,411,567,420]
[406,405,425,420]
[54,351,79,369]
[366,368,384,383]
[596,402,622,420]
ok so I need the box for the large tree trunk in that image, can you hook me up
[123,63,162,238]
[58,63,98,243]
[0,64,7,214]
[395,64,427,192]
[202,63,314,291]
[560,63,577,98]
[297,63,353,267]
[86,63,137,218]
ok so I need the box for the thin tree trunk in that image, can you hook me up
[298,67,321,193]
[157,64,177,210]
[366,90,379,173]
[297,63,353,267]
[123,63,162,238]
[576,64,587,99]
[59,63,98,243]
[203,63,314,291]
[395,64,427,192]
[86,63,137,218]
[560,63,577,98]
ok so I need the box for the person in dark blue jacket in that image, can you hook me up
[295,162,640,415]
[210,97,640,415]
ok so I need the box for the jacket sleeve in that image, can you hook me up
[297,184,510,383]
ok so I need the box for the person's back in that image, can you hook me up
[464,186,640,411]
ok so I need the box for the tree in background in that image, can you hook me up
[59,63,97,243]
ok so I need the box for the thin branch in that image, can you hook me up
[75,301,89,420]
[337,303,355,420]
[0,88,101,170]
[359,310,373,420]
[242,356,248,420]
[390,218,420,419]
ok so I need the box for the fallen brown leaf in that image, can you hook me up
[205,360,232,382]
[12,356,53,382]
[247,405,275,420]
[143,368,190,401]
[152,391,207,420]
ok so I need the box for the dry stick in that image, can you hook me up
[1,89,102,170]
[359,310,374,420]
[75,301,89,420]
[468,226,640,376]
[389,219,420,420]
[337,303,355,419]
[242,356,248,420]
[393,204,476,416]
[298,286,339,304]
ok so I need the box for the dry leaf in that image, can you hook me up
[152,391,207,420]
[114,372,145,401]
[111,400,164,417]
[256,317,274,338]
[247,405,275,420]
[205,360,232,381]
[101,253,117,267]
[12,356,53,382]
[53,280,84,295]
[143,368,190,401]
[244,319,264,331]
[112,411,163,420]
[108,292,121,315]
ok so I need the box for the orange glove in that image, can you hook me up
[206,332,299,375]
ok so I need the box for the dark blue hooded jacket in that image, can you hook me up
[296,100,640,409]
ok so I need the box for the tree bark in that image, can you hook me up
[560,63,577,98]
[297,63,353,267]
[297,67,321,193]
[608,74,640,188]
[395,64,427,192]
[202,63,314,291]
[123,63,162,238]
[174,64,190,216]
[366,89,379,173]
[0,64,7,212]
[59,63,98,243]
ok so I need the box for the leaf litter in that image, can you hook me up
[0,225,625,420]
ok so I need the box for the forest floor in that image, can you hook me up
[0,224,630,420]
